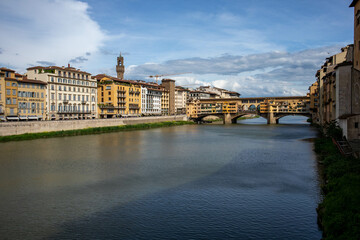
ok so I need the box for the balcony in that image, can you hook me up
[58,110,91,114]
[118,100,126,104]
[129,104,140,110]
[118,94,126,98]
[118,90,126,94]
[81,100,86,104]
[63,100,69,104]
[98,104,114,109]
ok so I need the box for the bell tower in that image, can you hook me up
[116,53,125,79]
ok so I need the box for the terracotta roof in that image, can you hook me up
[0,67,16,72]
[350,0,359,7]
[19,77,47,85]
[27,66,91,75]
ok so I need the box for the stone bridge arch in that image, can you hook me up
[269,113,311,124]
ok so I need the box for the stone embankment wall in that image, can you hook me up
[0,115,188,136]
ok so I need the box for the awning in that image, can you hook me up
[19,116,28,120]
[37,115,43,119]
[6,117,19,121]
[0,116,5,121]
[28,116,38,120]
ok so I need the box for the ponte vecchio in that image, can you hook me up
[186,96,310,124]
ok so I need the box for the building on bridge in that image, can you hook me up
[198,86,240,98]
[187,96,310,124]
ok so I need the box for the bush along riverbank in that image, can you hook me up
[0,121,195,143]
[315,121,360,240]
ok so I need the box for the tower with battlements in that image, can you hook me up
[116,53,125,79]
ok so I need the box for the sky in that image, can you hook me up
[0,0,354,97]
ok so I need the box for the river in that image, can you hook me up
[0,116,322,239]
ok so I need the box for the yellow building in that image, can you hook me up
[94,74,141,118]
[0,68,18,120]
[17,77,47,120]
[308,81,319,123]
[260,97,309,114]
[186,99,239,118]
[161,89,169,115]
[0,71,5,120]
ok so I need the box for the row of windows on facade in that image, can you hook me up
[33,69,89,80]
[100,97,140,102]
[19,82,46,89]
[50,77,95,86]
[18,91,44,98]
[3,81,45,89]
[6,89,17,96]
[50,84,96,93]
[51,104,95,112]
[6,98,17,105]
[18,102,44,111]
[51,93,95,102]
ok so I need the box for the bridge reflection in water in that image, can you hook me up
[187,96,310,124]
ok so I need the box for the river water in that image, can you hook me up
[0,117,322,239]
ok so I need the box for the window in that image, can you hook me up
[73,95,76,101]
[13,90,16,96]
[6,98,11,104]
[59,86,62,91]
[6,89,10,95]
[356,122,359,129]
[12,82,17,87]
[12,98,16,104]
[51,77,54,82]
[6,82,10,86]
[59,94,62,100]
[41,93,44,98]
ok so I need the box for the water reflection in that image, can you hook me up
[0,122,321,239]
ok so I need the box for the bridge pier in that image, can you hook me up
[223,113,232,124]
[267,112,278,124]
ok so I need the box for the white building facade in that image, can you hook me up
[175,88,188,114]
[26,65,97,120]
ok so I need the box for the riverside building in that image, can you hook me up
[17,77,47,120]
[140,83,162,116]
[309,0,360,141]
[175,87,189,114]
[0,68,19,120]
[26,65,97,120]
[0,68,47,121]
[94,74,141,118]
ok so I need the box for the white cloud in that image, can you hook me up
[0,0,106,72]
[126,45,343,97]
